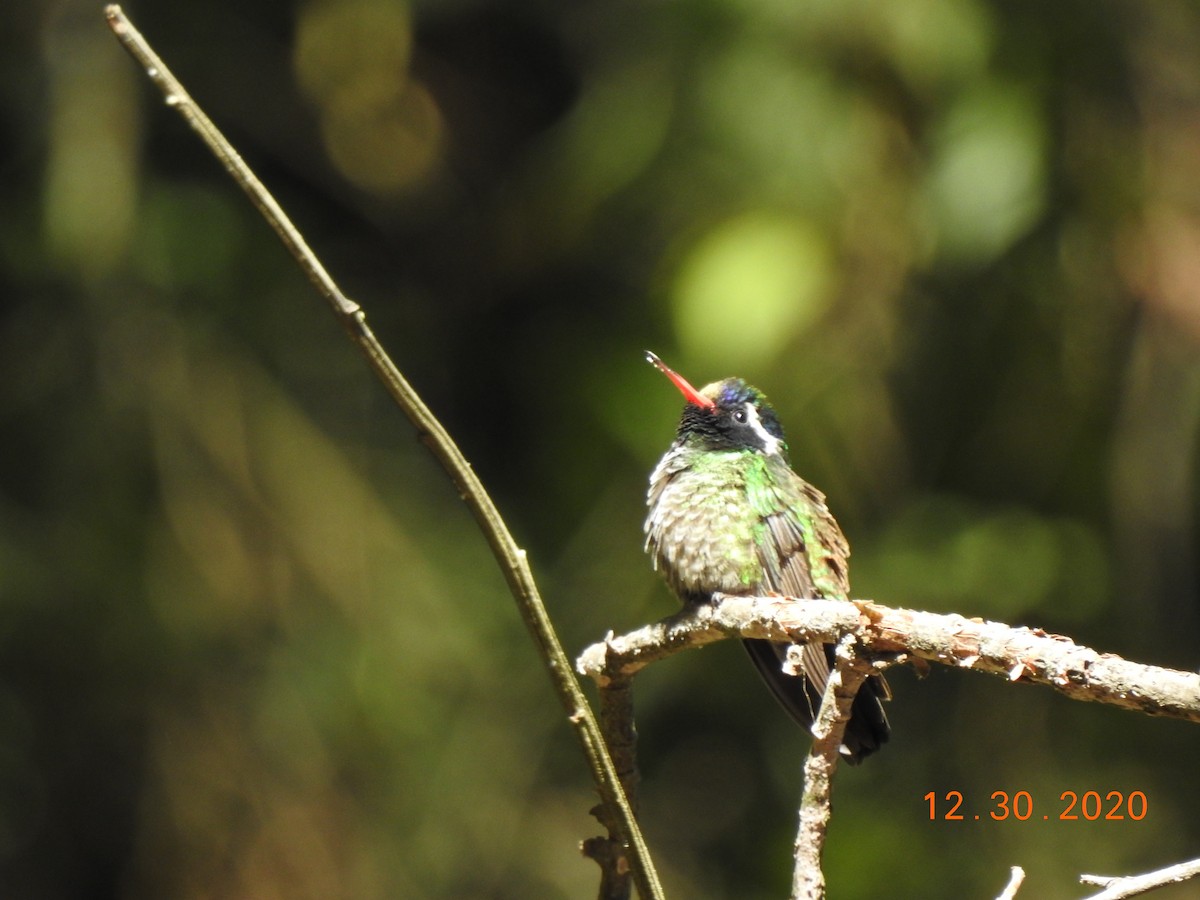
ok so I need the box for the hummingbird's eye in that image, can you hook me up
[733,407,748,424]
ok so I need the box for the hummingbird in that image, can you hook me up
[643,352,889,763]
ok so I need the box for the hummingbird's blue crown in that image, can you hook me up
[711,378,764,409]
[677,377,788,453]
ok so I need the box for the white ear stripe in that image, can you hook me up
[744,403,782,456]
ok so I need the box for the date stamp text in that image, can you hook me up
[924,790,1147,822]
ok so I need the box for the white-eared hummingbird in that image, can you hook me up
[643,352,889,763]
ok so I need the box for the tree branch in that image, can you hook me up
[582,673,641,900]
[791,636,872,899]
[1080,857,1200,899]
[577,597,1199,895]
[576,595,1200,723]
[996,866,1026,900]
[104,7,663,898]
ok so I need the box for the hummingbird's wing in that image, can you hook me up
[746,477,846,723]
[744,471,890,762]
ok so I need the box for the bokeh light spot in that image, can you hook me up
[294,0,441,192]
[925,83,1047,262]
[671,212,834,369]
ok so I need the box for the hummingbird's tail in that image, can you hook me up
[742,638,890,764]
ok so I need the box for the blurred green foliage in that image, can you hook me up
[3,0,1200,897]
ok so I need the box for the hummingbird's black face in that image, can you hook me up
[677,378,787,456]
[645,353,788,457]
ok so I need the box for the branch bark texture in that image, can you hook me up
[577,595,1200,723]
[791,636,871,900]
[1080,856,1200,899]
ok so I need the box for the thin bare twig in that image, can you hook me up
[996,866,1026,900]
[1080,857,1200,899]
[104,7,663,898]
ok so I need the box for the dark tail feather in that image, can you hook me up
[742,638,890,764]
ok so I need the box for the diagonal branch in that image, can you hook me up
[104,7,662,898]
[576,595,1200,722]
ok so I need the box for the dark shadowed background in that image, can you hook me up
[3,1,1200,897]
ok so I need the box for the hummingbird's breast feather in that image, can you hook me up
[645,446,850,603]
[644,450,767,597]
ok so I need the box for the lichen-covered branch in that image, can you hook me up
[1080,856,1200,899]
[791,636,873,900]
[582,673,640,900]
[576,595,1200,723]
[996,866,1026,899]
